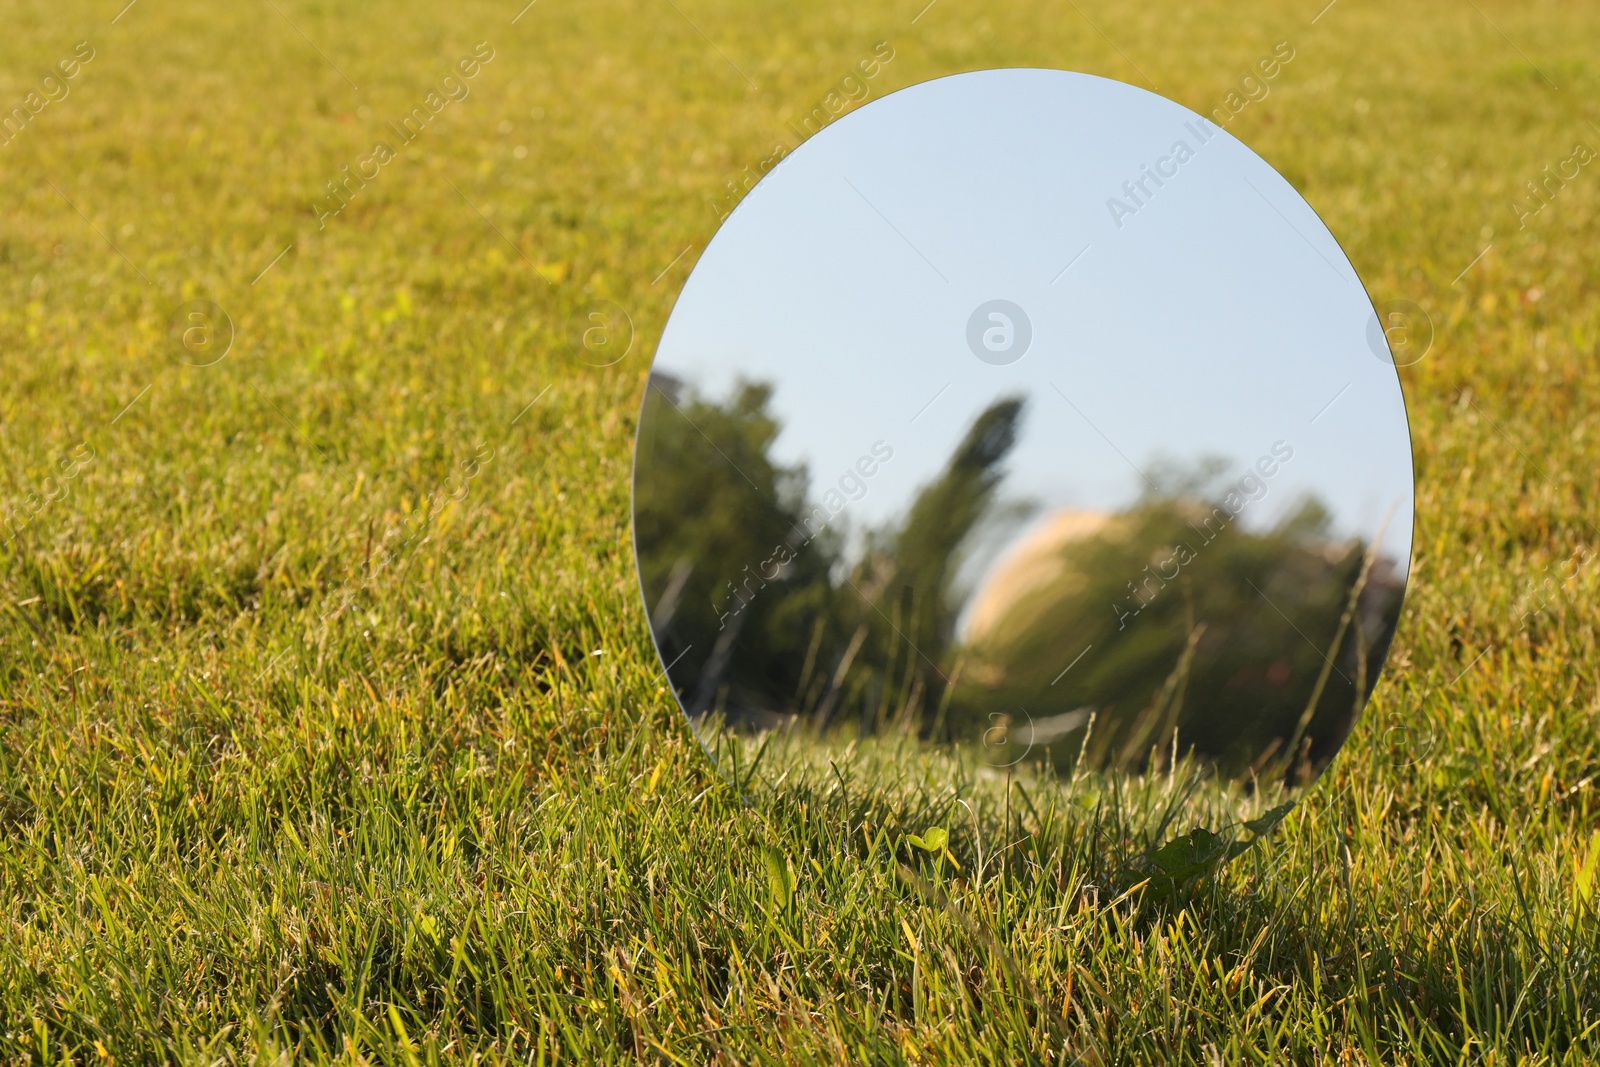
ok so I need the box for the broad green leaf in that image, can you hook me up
[1577,831,1600,905]
[763,845,795,909]
[1243,802,1296,838]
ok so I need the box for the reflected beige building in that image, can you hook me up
[961,509,1111,643]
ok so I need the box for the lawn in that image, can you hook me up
[2,0,1599,1061]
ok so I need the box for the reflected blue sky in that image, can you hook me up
[652,69,1412,587]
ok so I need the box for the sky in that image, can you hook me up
[649,68,1414,585]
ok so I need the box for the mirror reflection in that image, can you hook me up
[634,69,1412,793]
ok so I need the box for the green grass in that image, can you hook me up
[3,0,1600,1060]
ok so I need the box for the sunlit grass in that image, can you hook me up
[2,0,1600,1061]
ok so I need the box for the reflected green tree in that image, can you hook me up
[633,375,836,720]
[951,493,1403,780]
[824,397,1025,734]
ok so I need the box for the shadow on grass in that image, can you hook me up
[742,758,1600,1064]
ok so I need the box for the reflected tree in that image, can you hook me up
[634,375,836,721]
[952,493,1404,781]
[828,396,1025,734]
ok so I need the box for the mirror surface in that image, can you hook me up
[634,69,1412,797]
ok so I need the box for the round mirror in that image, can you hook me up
[633,70,1412,806]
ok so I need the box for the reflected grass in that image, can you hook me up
[702,711,1296,866]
